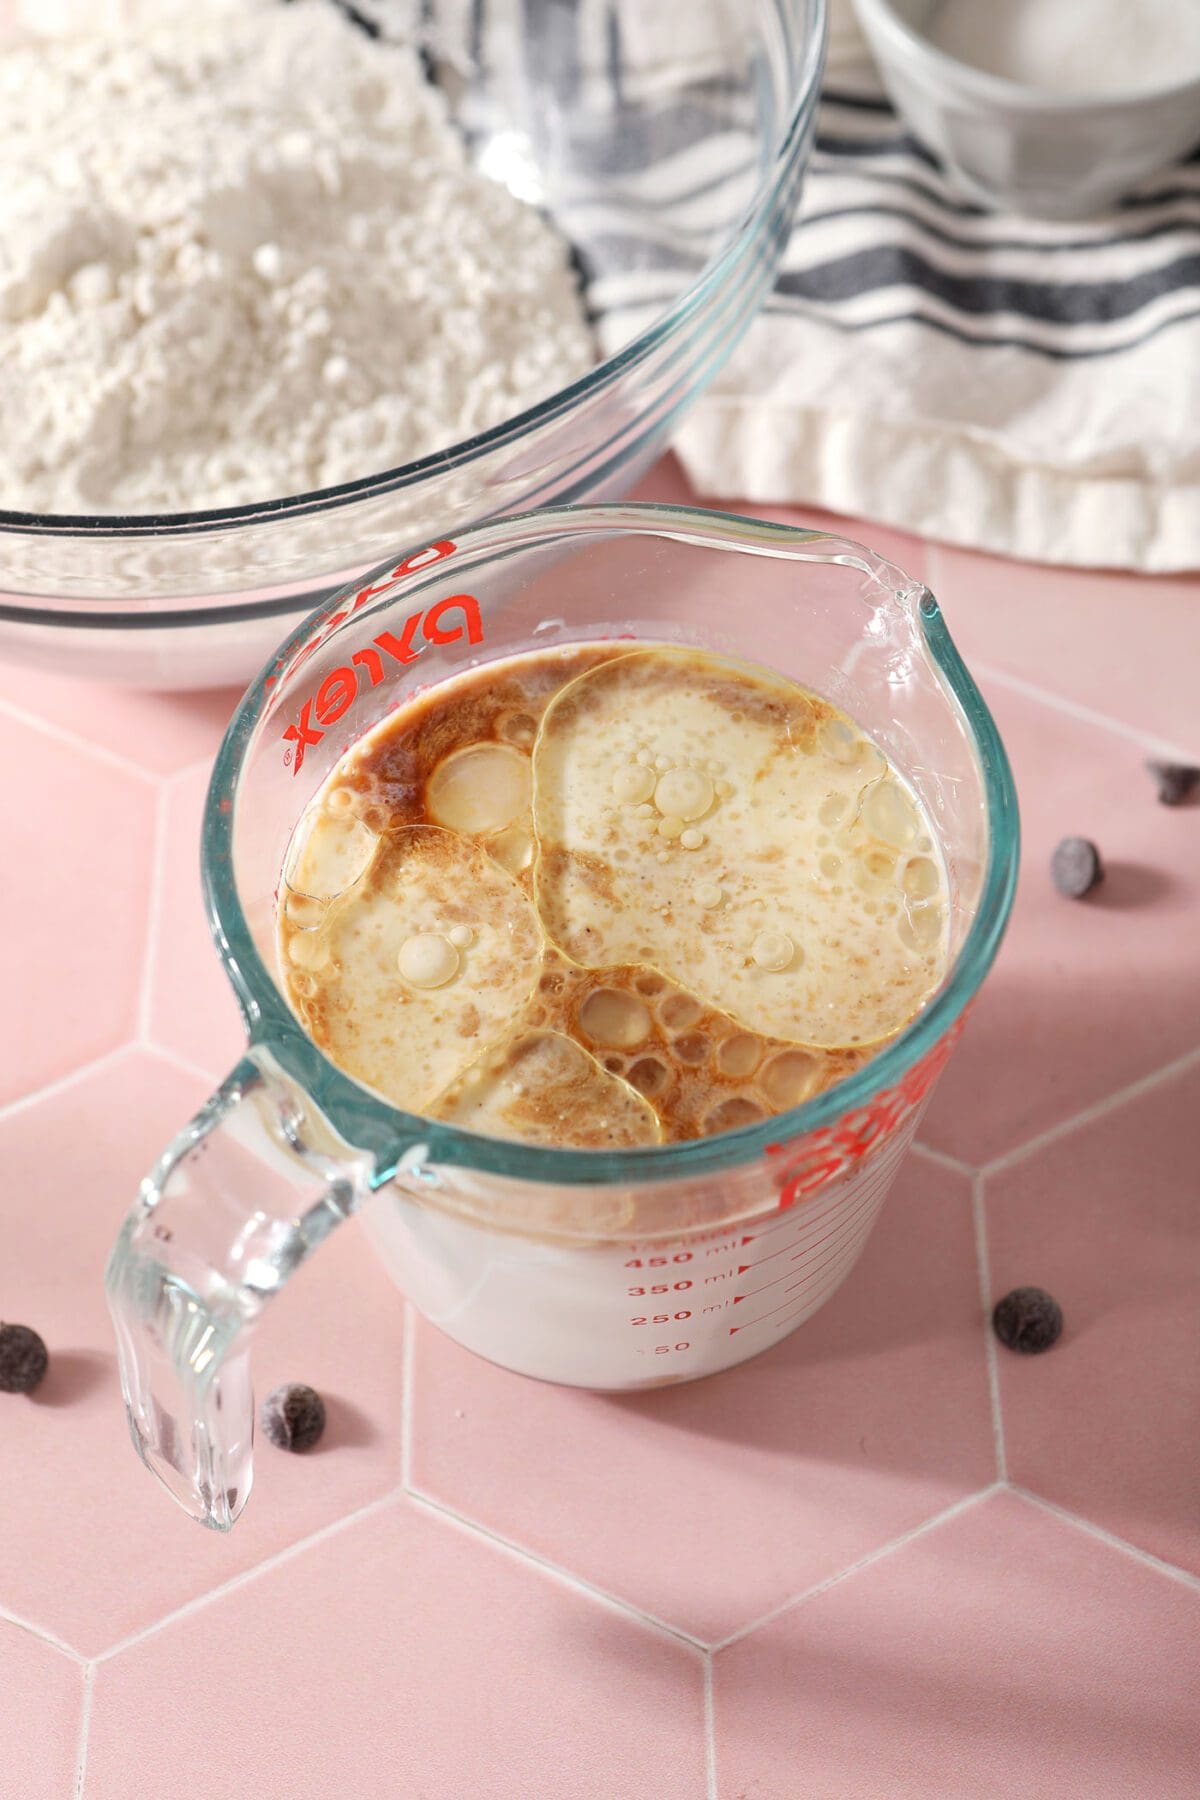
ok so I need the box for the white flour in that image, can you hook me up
[924,0,1200,95]
[0,0,595,514]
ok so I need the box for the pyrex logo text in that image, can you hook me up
[275,539,485,772]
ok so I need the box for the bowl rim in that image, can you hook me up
[854,0,1200,114]
[0,0,827,544]
[200,498,1020,1193]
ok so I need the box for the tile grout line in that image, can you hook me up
[403,1485,710,1655]
[94,1490,401,1665]
[1010,1486,1200,1596]
[146,1041,226,1092]
[710,1483,1004,1653]
[981,1042,1200,1180]
[0,1045,134,1132]
[0,696,157,786]
[399,1302,416,1492]
[909,1139,977,1179]
[177,752,222,785]
[970,1174,1008,1482]
[702,1653,718,1800]
[135,780,172,1045]
[966,655,1200,764]
[0,1603,88,1668]
[73,1663,94,1800]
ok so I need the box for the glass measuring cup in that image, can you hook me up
[105,504,1018,1529]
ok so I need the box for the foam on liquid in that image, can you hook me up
[278,644,950,1147]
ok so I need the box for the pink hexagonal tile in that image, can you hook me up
[0,670,241,777]
[410,1155,992,1643]
[84,1499,705,1800]
[921,677,1200,1167]
[928,544,1200,758]
[146,762,245,1078]
[633,453,930,579]
[714,1489,1200,1798]
[0,1052,407,1657]
[985,1058,1200,1577]
[0,1620,81,1800]
[0,710,155,1108]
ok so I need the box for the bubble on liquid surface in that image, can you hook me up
[628,1056,670,1097]
[898,903,944,952]
[654,766,713,823]
[862,778,920,850]
[488,823,534,876]
[819,718,859,764]
[498,711,538,748]
[427,742,531,836]
[704,1096,765,1135]
[716,1033,761,1078]
[447,924,474,949]
[398,932,460,990]
[760,1050,820,1108]
[287,929,332,972]
[902,855,941,901]
[695,881,723,909]
[611,763,657,806]
[286,808,376,901]
[672,1032,710,1066]
[660,992,702,1032]
[284,891,326,929]
[751,929,795,973]
[579,988,652,1050]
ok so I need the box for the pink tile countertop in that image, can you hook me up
[2,456,1199,1798]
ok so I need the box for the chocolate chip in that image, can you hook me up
[260,1383,326,1452]
[0,1323,49,1393]
[993,1287,1063,1355]
[1050,837,1103,898]
[1146,761,1200,807]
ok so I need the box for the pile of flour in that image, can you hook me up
[0,0,595,514]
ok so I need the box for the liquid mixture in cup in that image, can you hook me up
[278,645,950,1146]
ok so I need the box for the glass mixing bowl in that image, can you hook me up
[0,0,824,688]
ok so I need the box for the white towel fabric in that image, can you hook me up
[423,0,1200,570]
[672,75,1200,571]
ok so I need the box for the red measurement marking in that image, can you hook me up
[728,1239,860,1336]
[733,1199,879,1302]
[729,1192,884,1333]
[738,1195,841,1252]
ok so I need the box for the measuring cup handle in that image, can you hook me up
[105,1045,376,1531]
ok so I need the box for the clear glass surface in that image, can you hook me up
[0,0,824,686]
[107,503,1019,1527]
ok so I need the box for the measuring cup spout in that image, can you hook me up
[105,1046,379,1530]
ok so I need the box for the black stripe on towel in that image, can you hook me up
[779,245,1200,327]
[766,295,1200,360]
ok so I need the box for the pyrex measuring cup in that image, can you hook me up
[106,504,1018,1530]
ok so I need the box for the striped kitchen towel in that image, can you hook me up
[335,0,1200,568]
[670,83,1200,569]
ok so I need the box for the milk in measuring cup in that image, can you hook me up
[277,644,951,1385]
